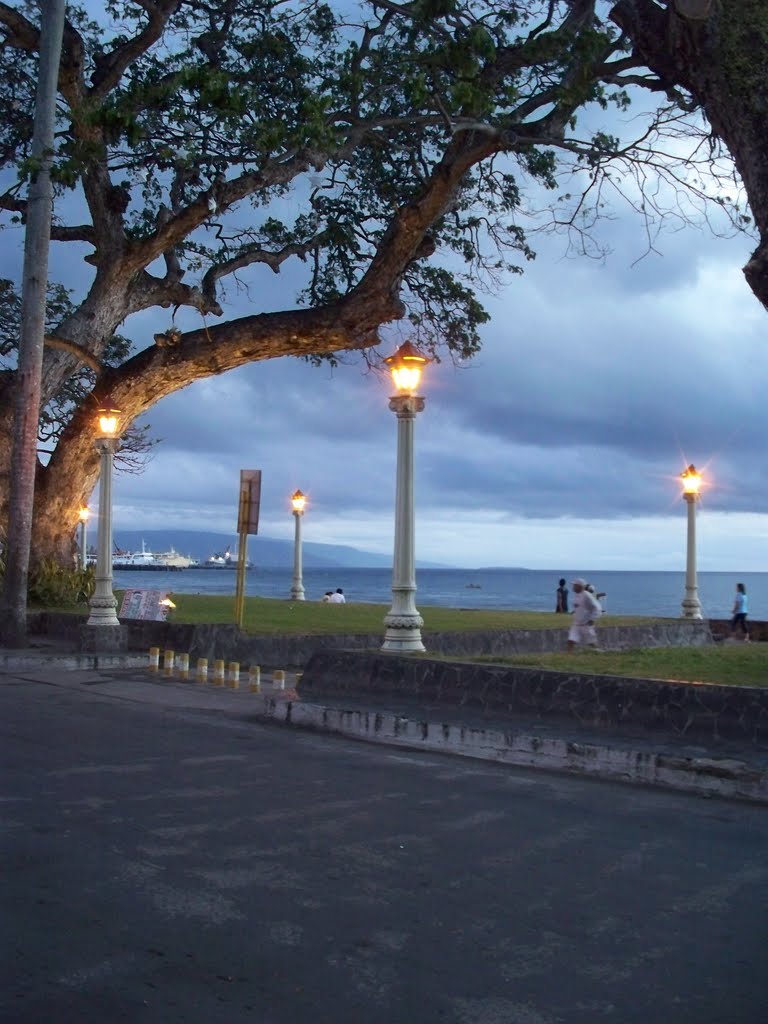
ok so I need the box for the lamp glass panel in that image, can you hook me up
[392,365,422,392]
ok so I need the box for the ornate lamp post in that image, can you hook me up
[382,341,429,653]
[86,407,121,629]
[77,506,91,569]
[680,463,703,619]
[290,489,307,601]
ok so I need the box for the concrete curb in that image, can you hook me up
[251,697,768,805]
[0,651,148,671]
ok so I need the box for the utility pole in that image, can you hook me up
[0,0,66,646]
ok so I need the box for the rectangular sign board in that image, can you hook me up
[237,469,262,535]
[119,589,172,621]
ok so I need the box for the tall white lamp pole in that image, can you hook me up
[78,506,90,569]
[680,463,703,620]
[87,408,121,628]
[382,341,429,653]
[290,489,306,601]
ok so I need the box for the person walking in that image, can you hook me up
[585,582,606,613]
[555,578,569,613]
[567,578,602,652]
[730,582,750,641]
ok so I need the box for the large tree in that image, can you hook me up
[0,0,762,567]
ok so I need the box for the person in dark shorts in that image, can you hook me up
[555,578,568,613]
[731,582,750,641]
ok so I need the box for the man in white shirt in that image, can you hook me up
[567,578,601,651]
[327,588,346,604]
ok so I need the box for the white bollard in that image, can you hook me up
[162,649,175,678]
[196,658,208,684]
[227,661,240,690]
[177,652,190,681]
[248,665,261,693]
[273,669,285,691]
[213,659,225,686]
[148,647,160,673]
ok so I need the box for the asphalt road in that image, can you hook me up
[2,673,767,1024]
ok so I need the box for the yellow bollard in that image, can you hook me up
[227,661,240,690]
[213,659,225,686]
[196,658,208,684]
[148,647,160,673]
[162,649,175,677]
[248,665,261,693]
[177,652,190,681]
[273,669,285,691]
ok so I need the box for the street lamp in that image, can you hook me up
[86,407,122,629]
[382,341,429,653]
[77,505,91,569]
[290,489,306,601]
[680,463,703,619]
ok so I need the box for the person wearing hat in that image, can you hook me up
[567,578,602,651]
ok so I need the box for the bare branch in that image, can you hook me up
[44,335,102,373]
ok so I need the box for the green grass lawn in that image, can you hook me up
[467,645,768,687]
[50,592,766,687]
[162,593,655,635]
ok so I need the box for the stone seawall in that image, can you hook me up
[299,648,768,744]
[28,612,712,667]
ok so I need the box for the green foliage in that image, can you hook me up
[0,0,741,433]
[0,0,644,360]
[15,560,94,608]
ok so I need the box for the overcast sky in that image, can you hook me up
[5,8,768,571]
[86,216,768,572]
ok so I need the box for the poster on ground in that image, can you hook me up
[119,589,173,621]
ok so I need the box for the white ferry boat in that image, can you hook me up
[112,541,193,571]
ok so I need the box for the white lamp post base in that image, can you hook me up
[681,594,703,619]
[382,611,426,652]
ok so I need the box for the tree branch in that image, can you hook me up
[89,0,182,99]
[43,335,102,373]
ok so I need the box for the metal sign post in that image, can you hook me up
[234,470,261,628]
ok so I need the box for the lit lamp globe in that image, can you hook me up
[384,340,428,394]
[96,407,121,439]
[681,463,702,499]
[291,489,307,514]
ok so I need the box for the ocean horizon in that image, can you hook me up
[111,566,763,620]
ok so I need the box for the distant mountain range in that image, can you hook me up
[112,530,449,569]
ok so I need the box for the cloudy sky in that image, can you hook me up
[87,214,767,572]
[5,8,768,571]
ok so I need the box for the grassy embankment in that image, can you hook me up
[157,594,768,688]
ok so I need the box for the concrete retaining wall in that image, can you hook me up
[299,649,768,744]
[28,612,712,667]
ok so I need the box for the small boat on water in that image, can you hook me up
[112,540,193,571]
[199,546,253,569]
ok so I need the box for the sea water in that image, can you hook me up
[111,566,765,619]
